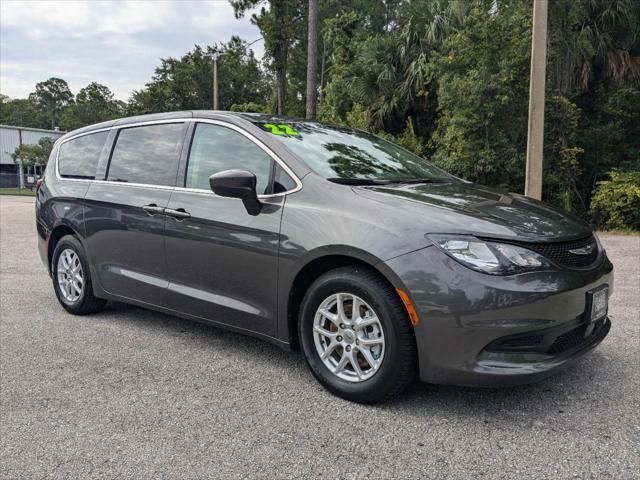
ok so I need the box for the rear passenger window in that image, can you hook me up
[186,123,273,194]
[58,131,108,179]
[107,123,185,186]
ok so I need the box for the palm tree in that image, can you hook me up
[349,0,469,129]
[398,0,469,99]
[551,0,640,92]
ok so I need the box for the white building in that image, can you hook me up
[0,125,65,188]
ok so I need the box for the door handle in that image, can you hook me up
[165,207,191,220]
[142,204,164,215]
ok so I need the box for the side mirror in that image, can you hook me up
[209,169,262,215]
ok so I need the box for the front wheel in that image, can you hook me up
[299,266,416,403]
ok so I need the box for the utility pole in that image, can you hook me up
[211,52,221,110]
[212,55,218,110]
[524,0,548,200]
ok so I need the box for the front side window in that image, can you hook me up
[58,131,109,179]
[186,123,274,194]
[107,123,185,186]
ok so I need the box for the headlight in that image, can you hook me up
[427,234,552,275]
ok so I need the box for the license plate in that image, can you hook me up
[586,286,608,323]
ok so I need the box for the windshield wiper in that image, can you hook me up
[327,178,392,185]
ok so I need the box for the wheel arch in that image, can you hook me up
[284,250,408,351]
[47,223,82,274]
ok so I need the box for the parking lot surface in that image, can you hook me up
[1,195,638,479]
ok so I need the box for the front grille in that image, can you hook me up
[498,235,600,269]
[546,325,589,354]
[489,334,545,351]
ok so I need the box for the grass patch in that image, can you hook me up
[0,188,35,197]
[597,229,640,236]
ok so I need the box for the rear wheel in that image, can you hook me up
[52,235,106,315]
[299,266,416,403]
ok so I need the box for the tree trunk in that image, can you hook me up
[275,41,288,115]
[305,0,318,119]
[276,68,287,115]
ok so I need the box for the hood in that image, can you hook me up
[353,181,592,242]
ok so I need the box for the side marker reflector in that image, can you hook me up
[396,288,420,326]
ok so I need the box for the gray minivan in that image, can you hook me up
[36,111,613,403]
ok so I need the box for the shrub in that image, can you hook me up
[345,103,370,130]
[590,170,640,231]
[378,118,425,157]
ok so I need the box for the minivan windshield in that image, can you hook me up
[253,121,453,184]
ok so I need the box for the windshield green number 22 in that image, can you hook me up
[263,123,300,136]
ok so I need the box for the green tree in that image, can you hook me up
[544,0,640,215]
[232,0,306,115]
[29,77,73,129]
[543,95,585,212]
[318,11,367,122]
[11,137,55,167]
[319,0,465,135]
[429,1,531,190]
[60,82,124,130]
[548,0,639,93]
[0,96,48,129]
[128,38,268,115]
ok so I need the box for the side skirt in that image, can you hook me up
[89,266,292,351]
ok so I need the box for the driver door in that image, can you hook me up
[163,121,288,337]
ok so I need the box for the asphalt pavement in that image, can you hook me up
[1,195,638,479]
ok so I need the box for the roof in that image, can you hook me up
[197,111,311,124]
[1,112,318,165]
[0,125,66,165]
[58,110,321,140]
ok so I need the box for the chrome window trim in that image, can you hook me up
[54,117,303,197]
[91,180,176,191]
[179,119,302,198]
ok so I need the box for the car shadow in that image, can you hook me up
[377,352,614,425]
[93,300,303,365]
[92,301,611,421]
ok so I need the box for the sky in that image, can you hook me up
[0,0,264,101]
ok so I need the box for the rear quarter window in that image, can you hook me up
[57,131,109,179]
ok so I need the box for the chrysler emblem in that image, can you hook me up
[569,243,595,255]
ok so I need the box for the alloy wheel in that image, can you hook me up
[56,248,84,303]
[313,293,385,382]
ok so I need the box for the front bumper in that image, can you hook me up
[385,246,614,387]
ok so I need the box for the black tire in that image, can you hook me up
[51,234,106,315]
[299,265,416,403]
